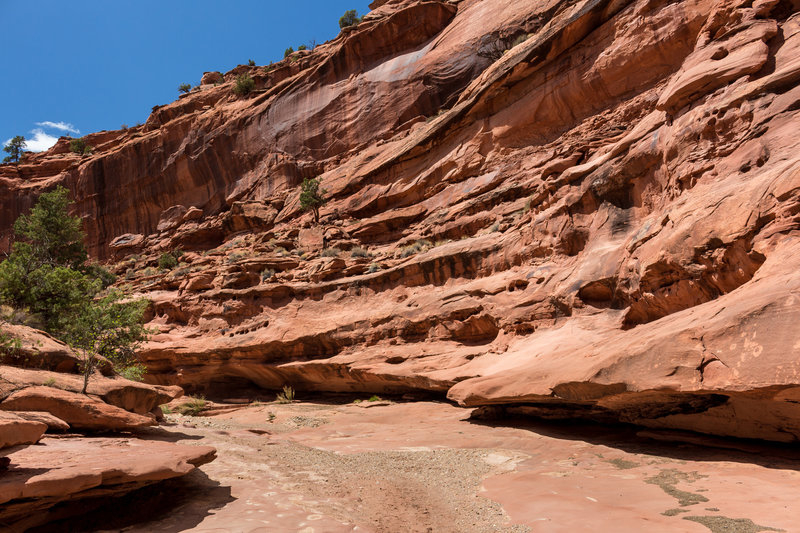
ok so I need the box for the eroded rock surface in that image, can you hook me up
[1,0,800,441]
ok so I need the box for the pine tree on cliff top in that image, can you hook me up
[2,136,26,164]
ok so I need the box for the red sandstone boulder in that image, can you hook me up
[0,387,155,430]
[0,411,46,450]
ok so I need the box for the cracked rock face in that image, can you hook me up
[2,0,800,441]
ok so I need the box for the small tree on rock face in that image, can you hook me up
[299,177,327,224]
[284,47,294,58]
[178,83,192,94]
[3,136,26,164]
[339,9,361,29]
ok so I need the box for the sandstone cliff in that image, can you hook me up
[2,0,800,442]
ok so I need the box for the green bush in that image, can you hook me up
[367,262,381,273]
[158,252,178,270]
[178,83,191,94]
[69,138,93,156]
[339,9,361,28]
[248,59,256,66]
[174,396,207,416]
[297,44,307,51]
[284,47,294,58]
[233,74,255,96]
[118,363,146,382]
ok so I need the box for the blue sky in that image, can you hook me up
[1,0,371,151]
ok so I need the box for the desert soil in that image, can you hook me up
[41,399,800,533]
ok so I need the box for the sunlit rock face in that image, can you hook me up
[2,0,800,441]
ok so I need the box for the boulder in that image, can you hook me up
[0,387,155,431]
[0,411,46,450]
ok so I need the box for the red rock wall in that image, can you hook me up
[2,0,800,441]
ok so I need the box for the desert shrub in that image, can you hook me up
[321,247,341,258]
[398,239,433,258]
[226,251,248,264]
[69,137,93,155]
[178,83,191,94]
[174,396,207,416]
[511,33,530,48]
[261,268,275,281]
[284,47,294,58]
[276,385,295,404]
[233,74,255,96]
[297,44,307,51]
[273,246,288,256]
[158,252,178,270]
[248,59,256,66]
[339,9,361,28]
[350,246,370,258]
[118,363,146,382]
[366,262,381,273]
[44,377,57,387]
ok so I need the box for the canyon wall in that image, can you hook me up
[2,0,800,441]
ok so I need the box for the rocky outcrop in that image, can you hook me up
[0,437,216,531]
[0,324,215,528]
[2,0,800,442]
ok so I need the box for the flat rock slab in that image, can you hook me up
[84,401,800,533]
[0,436,216,530]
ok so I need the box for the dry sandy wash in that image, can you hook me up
[31,399,800,533]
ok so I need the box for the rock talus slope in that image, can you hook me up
[1,0,800,441]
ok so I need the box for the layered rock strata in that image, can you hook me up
[1,0,800,441]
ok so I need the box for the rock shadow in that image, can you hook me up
[28,469,235,533]
[468,415,800,472]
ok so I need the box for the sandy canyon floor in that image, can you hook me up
[37,400,800,533]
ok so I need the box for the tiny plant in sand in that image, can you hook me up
[44,377,57,387]
[267,411,276,423]
[275,385,295,404]
[161,404,172,414]
[367,395,382,402]
[175,396,208,416]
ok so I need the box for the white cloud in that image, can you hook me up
[35,121,80,135]
[23,129,59,152]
